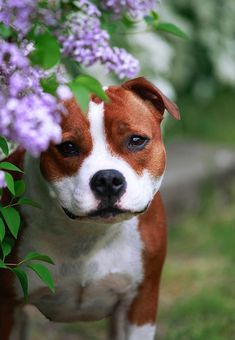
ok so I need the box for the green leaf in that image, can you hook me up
[121,14,137,28]
[4,172,15,195]
[14,180,26,197]
[27,263,55,293]
[38,0,49,9]
[1,237,14,258]
[0,137,9,156]
[0,161,23,172]
[151,11,159,21]
[1,207,20,239]
[26,23,39,41]
[0,23,13,39]
[144,15,155,25]
[12,267,28,300]
[0,217,5,242]
[30,31,61,69]
[69,75,109,112]
[144,11,159,25]
[75,75,109,102]
[62,57,81,78]
[155,22,189,39]
[17,197,41,209]
[0,259,7,268]
[69,82,90,112]
[102,22,118,34]
[40,75,59,96]
[24,252,54,265]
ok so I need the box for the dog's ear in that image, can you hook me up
[122,77,180,120]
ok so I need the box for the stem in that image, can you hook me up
[3,202,19,209]
[5,259,26,267]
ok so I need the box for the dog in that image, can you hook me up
[0,77,180,340]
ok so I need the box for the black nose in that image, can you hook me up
[90,169,126,200]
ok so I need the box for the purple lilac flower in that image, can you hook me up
[0,0,37,35]
[102,47,140,79]
[0,0,58,36]
[0,0,142,78]
[74,0,101,17]
[0,170,6,188]
[59,4,140,78]
[0,41,62,155]
[57,85,72,100]
[102,0,157,18]
[60,14,110,67]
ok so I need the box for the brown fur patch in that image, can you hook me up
[91,94,103,105]
[104,86,166,176]
[40,98,93,181]
[122,77,180,120]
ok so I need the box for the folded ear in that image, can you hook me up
[122,77,180,120]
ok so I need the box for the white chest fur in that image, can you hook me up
[17,212,144,322]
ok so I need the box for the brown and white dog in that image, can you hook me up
[0,77,180,340]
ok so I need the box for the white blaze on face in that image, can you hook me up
[52,101,164,216]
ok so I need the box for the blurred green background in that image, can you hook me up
[26,1,235,339]
[151,1,235,339]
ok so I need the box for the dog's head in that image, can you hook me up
[40,77,180,223]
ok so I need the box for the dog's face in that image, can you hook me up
[40,78,179,222]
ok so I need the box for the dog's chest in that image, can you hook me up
[17,217,144,321]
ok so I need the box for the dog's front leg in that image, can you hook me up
[125,280,159,340]
[125,284,159,339]
[108,290,157,340]
[109,254,164,340]
[108,282,159,340]
[124,255,166,340]
[109,296,137,340]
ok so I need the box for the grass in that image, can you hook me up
[158,182,235,339]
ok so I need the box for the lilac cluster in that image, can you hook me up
[0,0,155,163]
[101,0,157,18]
[0,0,57,36]
[0,0,36,35]
[0,0,140,79]
[103,47,140,79]
[75,0,101,17]
[0,41,62,156]
[59,3,140,79]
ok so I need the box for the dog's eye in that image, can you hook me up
[127,135,149,152]
[56,141,80,157]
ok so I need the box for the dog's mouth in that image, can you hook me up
[88,207,126,218]
[62,208,78,220]
[62,206,127,220]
